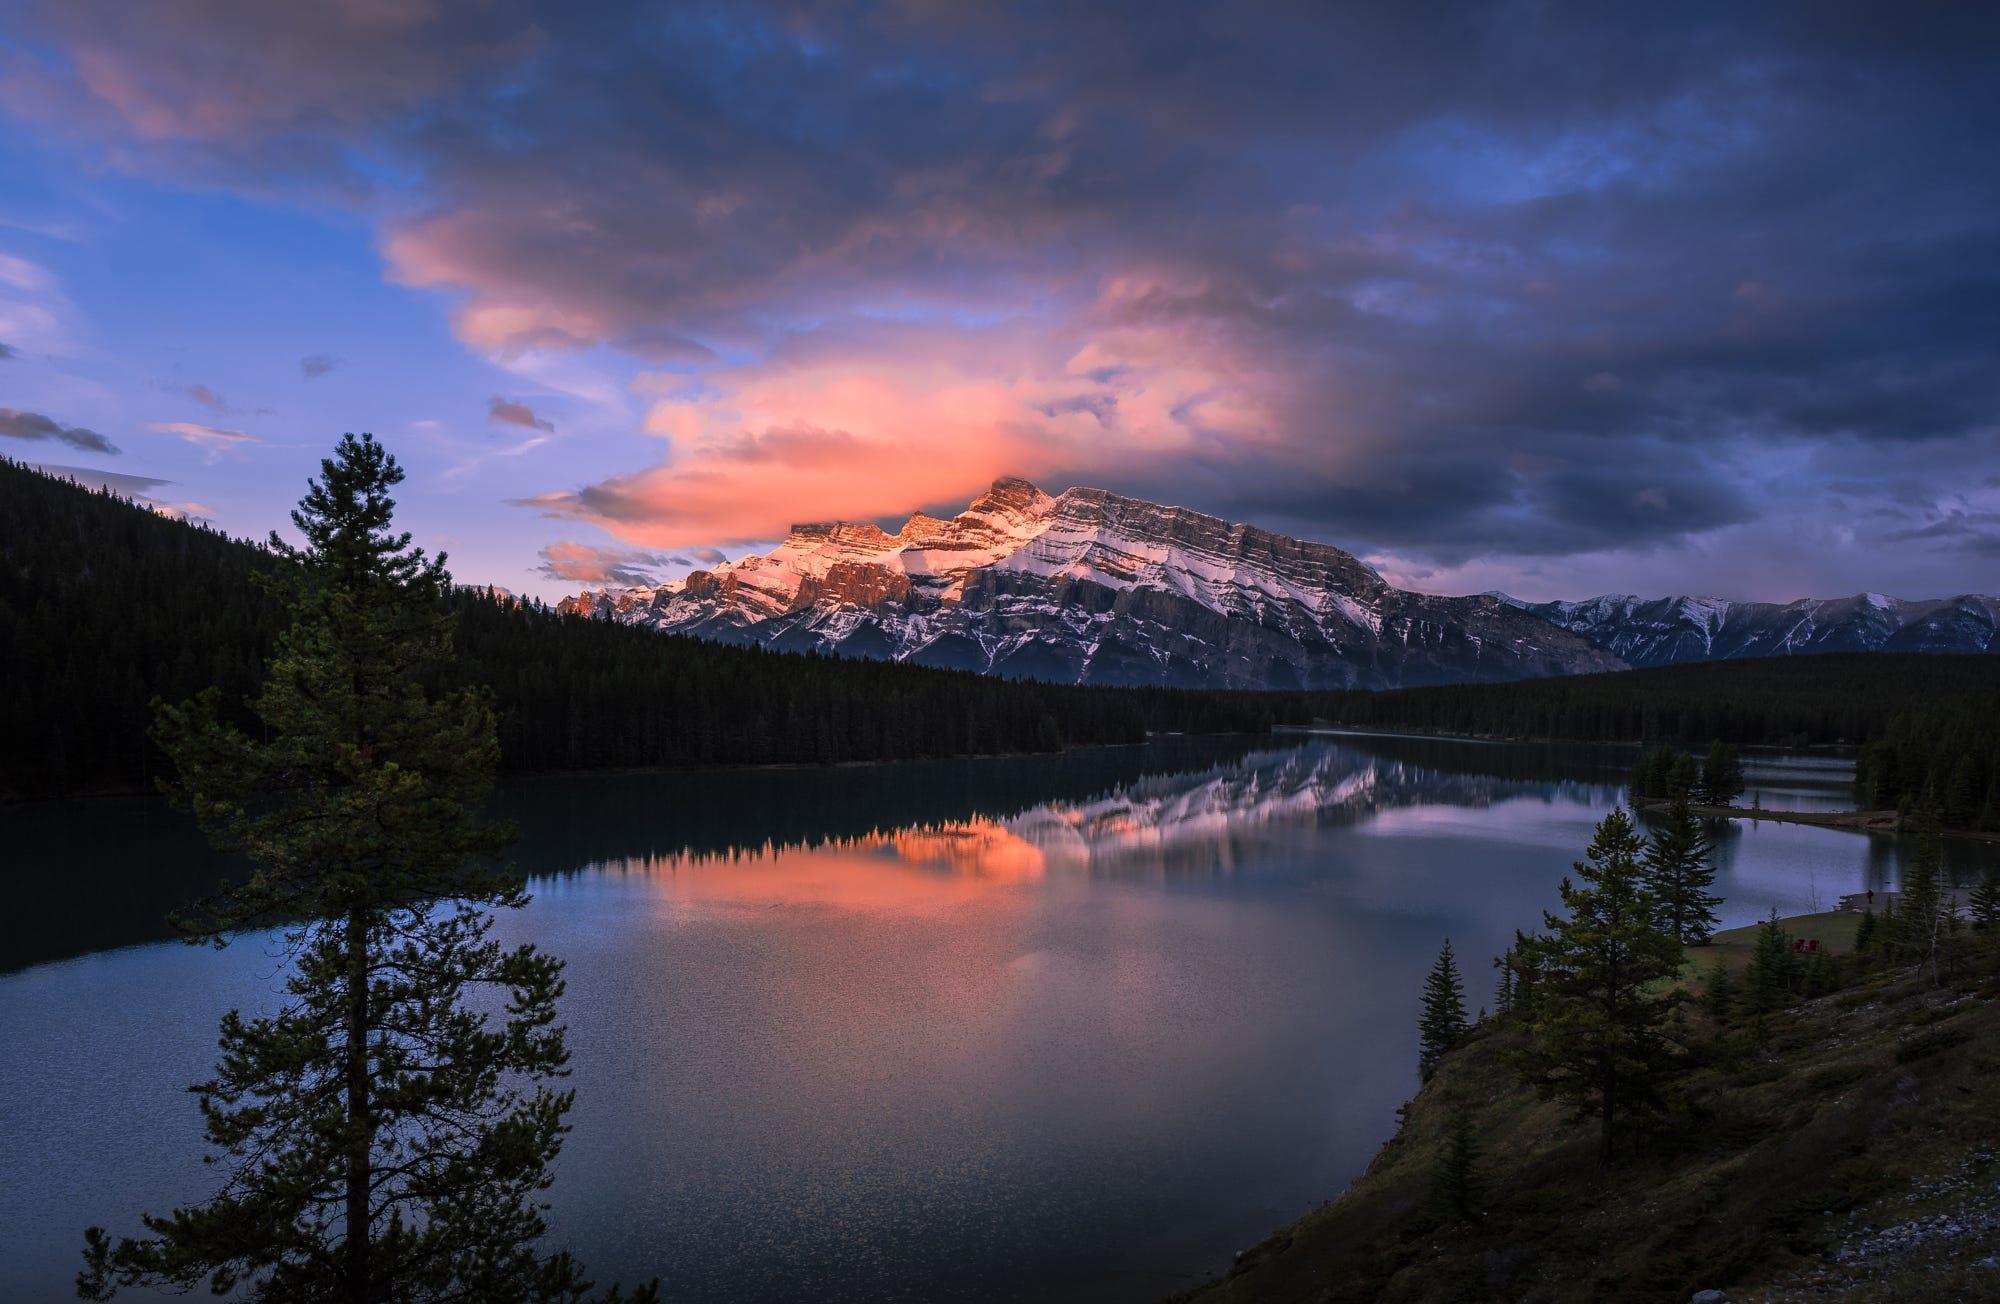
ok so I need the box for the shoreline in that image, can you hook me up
[1287,722,1862,757]
[1643,800,2000,844]
[0,730,1280,808]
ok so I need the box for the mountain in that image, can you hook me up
[557,478,1621,690]
[1510,591,2000,667]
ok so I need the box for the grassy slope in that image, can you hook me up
[1179,936,2000,1303]
[1688,912,1863,987]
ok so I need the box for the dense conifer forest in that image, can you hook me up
[1307,655,1999,750]
[1856,695,2000,829]
[0,459,1284,797]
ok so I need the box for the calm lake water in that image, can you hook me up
[2,732,1994,1302]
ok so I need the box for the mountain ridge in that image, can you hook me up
[561,478,1999,687]
[557,477,1621,690]
[1514,591,2000,666]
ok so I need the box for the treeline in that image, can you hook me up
[1628,742,1744,807]
[1856,695,2000,829]
[0,458,1287,798]
[1305,654,2000,747]
[446,594,1285,772]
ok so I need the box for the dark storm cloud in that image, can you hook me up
[0,406,118,453]
[10,1,2000,587]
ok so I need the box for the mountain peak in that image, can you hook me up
[968,476,1051,517]
[558,478,1621,689]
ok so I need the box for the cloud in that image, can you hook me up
[487,396,553,432]
[183,382,226,410]
[299,353,336,378]
[149,420,259,456]
[0,251,79,354]
[12,2,2000,595]
[0,406,118,453]
[30,463,163,494]
[0,340,15,359]
[27,461,212,519]
[535,540,676,588]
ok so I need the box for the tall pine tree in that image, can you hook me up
[80,436,652,1303]
[1642,799,1722,944]
[1418,939,1469,1082]
[1512,809,1685,1165]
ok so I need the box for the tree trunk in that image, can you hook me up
[345,907,372,1302]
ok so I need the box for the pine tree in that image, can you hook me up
[1971,865,2000,933]
[80,436,652,1303]
[1493,949,1515,1015]
[1701,956,1736,1023]
[1512,809,1685,1165]
[1630,745,1675,805]
[1428,1108,1483,1223]
[1697,742,1745,807]
[1507,929,1542,1019]
[1667,752,1701,802]
[1745,908,1796,1013]
[1418,939,1469,1082]
[1642,799,1722,943]
[1854,907,1878,954]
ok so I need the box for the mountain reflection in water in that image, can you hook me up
[7,733,2000,1303]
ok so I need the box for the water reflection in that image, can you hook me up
[13,733,1990,974]
[566,737,1989,916]
[6,732,2000,1303]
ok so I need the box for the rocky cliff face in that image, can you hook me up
[1513,592,2000,666]
[557,477,1621,689]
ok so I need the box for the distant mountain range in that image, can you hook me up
[558,478,1998,689]
[1495,592,2000,667]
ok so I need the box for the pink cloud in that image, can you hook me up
[535,540,673,587]
[518,310,1301,548]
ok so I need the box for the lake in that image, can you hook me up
[2,732,1993,1301]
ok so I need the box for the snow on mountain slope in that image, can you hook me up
[557,477,1620,690]
[1526,592,2000,666]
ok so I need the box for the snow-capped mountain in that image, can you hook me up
[1509,591,2000,666]
[556,477,1620,689]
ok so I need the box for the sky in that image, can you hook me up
[1,1,1996,603]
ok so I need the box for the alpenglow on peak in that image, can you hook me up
[556,478,1617,689]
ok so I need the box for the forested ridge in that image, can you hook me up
[0,458,1285,797]
[7,458,1996,806]
[1306,654,1998,747]
[1856,695,2000,829]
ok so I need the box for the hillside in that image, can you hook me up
[1181,923,2000,1303]
[0,459,1287,798]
